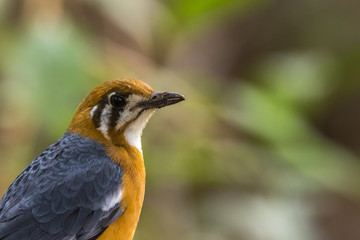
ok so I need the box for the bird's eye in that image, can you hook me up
[109,93,126,108]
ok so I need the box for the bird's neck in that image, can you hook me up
[67,108,133,147]
[67,108,109,144]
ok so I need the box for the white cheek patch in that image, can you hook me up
[101,187,123,211]
[115,95,145,130]
[124,110,154,153]
[113,95,154,153]
[98,105,112,140]
[90,105,98,118]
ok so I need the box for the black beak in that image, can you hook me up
[139,92,185,109]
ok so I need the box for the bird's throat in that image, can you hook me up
[124,110,154,154]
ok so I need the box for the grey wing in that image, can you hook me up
[0,133,124,240]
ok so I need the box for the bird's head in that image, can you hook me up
[67,79,184,152]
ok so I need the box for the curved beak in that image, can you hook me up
[139,92,185,109]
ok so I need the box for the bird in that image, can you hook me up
[0,79,185,240]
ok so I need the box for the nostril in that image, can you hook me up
[151,94,158,100]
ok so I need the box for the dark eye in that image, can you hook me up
[109,93,126,108]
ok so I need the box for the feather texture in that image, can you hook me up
[0,133,123,240]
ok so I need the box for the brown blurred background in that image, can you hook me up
[1,0,360,239]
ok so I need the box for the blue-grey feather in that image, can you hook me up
[0,133,124,239]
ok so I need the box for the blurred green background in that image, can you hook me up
[1,0,360,239]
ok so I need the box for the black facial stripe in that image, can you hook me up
[92,101,106,129]
[108,105,122,130]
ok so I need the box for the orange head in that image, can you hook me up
[67,79,184,150]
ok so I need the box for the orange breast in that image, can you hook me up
[98,144,146,240]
